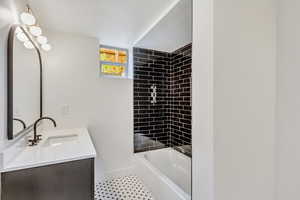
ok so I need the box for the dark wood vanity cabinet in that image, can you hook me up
[1,158,94,200]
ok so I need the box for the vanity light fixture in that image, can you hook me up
[16,32,28,42]
[20,12,36,26]
[41,43,51,51]
[17,4,52,52]
[15,27,22,34]
[29,26,42,36]
[24,41,34,49]
[37,35,48,44]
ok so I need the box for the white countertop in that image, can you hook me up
[0,128,97,173]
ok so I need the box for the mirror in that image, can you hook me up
[7,25,42,140]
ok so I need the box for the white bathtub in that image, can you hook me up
[134,148,191,200]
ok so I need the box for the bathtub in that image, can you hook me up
[134,148,191,200]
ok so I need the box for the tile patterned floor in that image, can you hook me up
[95,175,154,200]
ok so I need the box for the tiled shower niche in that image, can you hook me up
[134,43,192,157]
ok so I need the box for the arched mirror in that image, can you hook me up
[7,25,43,140]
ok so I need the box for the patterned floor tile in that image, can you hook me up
[95,175,154,200]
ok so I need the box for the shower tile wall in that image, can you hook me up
[134,44,192,156]
[168,44,192,154]
[133,48,170,152]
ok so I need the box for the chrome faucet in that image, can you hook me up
[29,117,57,146]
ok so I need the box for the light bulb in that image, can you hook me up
[37,36,48,44]
[15,27,22,34]
[24,41,34,49]
[29,26,42,36]
[42,43,51,51]
[20,12,36,25]
[16,32,28,42]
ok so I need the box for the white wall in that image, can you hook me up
[213,1,276,200]
[277,1,300,200]
[42,30,134,180]
[193,0,277,200]
[192,0,214,199]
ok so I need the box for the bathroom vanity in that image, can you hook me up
[2,25,96,200]
[0,128,96,200]
[1,25,97,200]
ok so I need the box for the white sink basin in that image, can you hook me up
[43,134,78,147]
[0,128,97,173]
